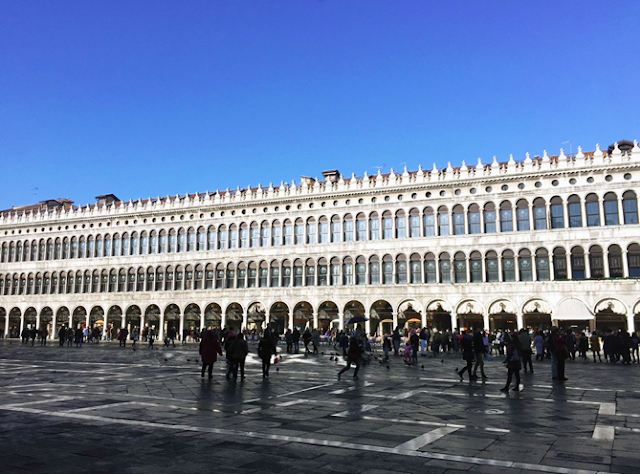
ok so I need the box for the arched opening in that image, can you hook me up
[204,303,222,329]
[370,300,393,335]
[225,303,244,332]
[293,301,313,330]
[107,306,123,340]
[164,304,181,338]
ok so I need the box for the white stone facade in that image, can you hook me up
[2,141,640,339]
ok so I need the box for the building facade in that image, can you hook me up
[1,141,640,339]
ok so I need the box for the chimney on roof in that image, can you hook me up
[95,194,120,207]
[322,169,340,183]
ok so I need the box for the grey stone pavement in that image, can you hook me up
[0,340,639,474]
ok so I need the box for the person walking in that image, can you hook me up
[58,326,66,347]
[590,331,602,362]
[517,328,533,373]
[533,331,545,361]
[552,327,569,381]
[199,330,222,378]
[472,328,488,379]
[118,326,128,347]
[500,334,522,392]
[131,326,140,348]
[229,333,249,380]
[392,327,402,357]
[292,327,301,354]
[258,337,274,378]
[457,330,475,381]
[338,335,363,380]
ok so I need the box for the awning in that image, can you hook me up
[555,298,594,321]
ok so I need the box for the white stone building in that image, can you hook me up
[1,141,640,339]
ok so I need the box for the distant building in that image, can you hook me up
[1,141,639,339]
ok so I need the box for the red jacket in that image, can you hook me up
[199,331,222,364]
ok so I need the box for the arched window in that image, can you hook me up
[567,195,582,228]
[330,216,341,243]
[318,217,329,243]
[131,232,140,255]
[306,217,317,244]
[236,262,246,288]
[603,192,619,225]
[236,222,247,248]
[570,246,585,280]
[424,252,436,283]
[343,214,354,242]
[469,251,482,282]
[330,257,341,285]
[271,220,282,246]
[535,248,550,281]
[623,191,639,224]
[247,261,257,287]
[215,264,224,289]
[251,222,260,247]
[356,256,367,285]
[395,211,406,239]
[437,206,449,236]
[485,251,499,282]
[78,237,86,259]
[356,213,367,241]
[499,201,513,232]
[589,245,604,278]
[627,244,640,278]
[229,224,238,249]
[270,260,280,287]
[518,249,533,281]
[283,219,293,245]
[122,233,131,256]
[439,252,451,283]
[453,251,466,283]
[206,226,216,251]
[368,256,380,285]
[293,259,303,287]
[137,267,145,291]
[382,211,393,239]
[197,227,206,251]
[396,254,407,284]
[225,263,234,289]
[113,233,122,256]
[146,266,154,291]
[549,196,564,229]
[204,264,214,290]
[163,266,173,291]
[369,212,380,240]
[468,204,480,234]
[608,245,623,278]
[305,258,315,286]
[187,228,196,252]
[532,198,545,230]
[218,225,228,250]
[424,207,436,236]
[294,219,304,245]
[282,259,292,287]
[261,221,270,247]
[259,261,269,287]
[318,257,328,286]
[501,250,515,281]
[409,253,422,284]
[484,203,496,233]
[343,256,354,285]
[382,254,393,284]
[452,205,464,235]
[62,237,70,259]
[409,209,420,238]
[585,193,600,227]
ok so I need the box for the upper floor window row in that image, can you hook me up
[1,191,638,263]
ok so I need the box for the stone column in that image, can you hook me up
[337,311,344,331]
[19,311,25,333]
[179,310,185,340]
[103,311,108,340]
[622,250,630,278]
[51,312,56,339]
[158,309,165,340]
[516,312,524,330]
[450,312,457,331]
[483,312,490,332]
[242,308,248,332]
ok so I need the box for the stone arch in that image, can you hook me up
[397,299,422,330]
[370,299,393,335]
[125,305,141,331]
[89,306,104,330]
[425,299,453,331]
[225,302,244,332]
[184,303,201,333]
[522,298,552,330]
[72,306,87,329]
[594,298,628,331]
[247,301,266,334]
[455,299,485,331]
[267,301,287,333]
[204,303,222,329]
[487,299,517,332]
[107,305,123,339]
[318,300,340,331]
[24,307,37,329]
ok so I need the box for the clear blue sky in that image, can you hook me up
[1,1,639,210]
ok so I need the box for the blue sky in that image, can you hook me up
[1,1,639,210]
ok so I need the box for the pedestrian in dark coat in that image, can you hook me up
[199,330,222,378]
[457,330,475,381]
[258,337,274,378]
[230,333,249,380]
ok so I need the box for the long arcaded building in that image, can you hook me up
[1,140,640,339]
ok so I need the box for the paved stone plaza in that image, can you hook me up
[0,340,638,474]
